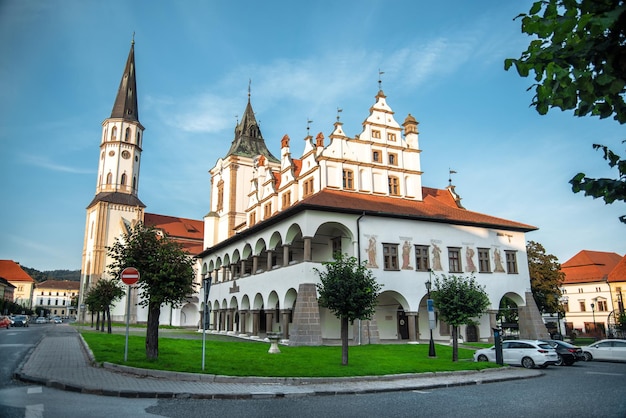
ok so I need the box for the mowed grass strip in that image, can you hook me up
[81,331,500,377]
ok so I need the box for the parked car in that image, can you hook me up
[540,340,584,366]
[12,315,29,327]
[52,317,62,324]
[35,317,47,324]
[474,339,558,369]
[0,316,11,329]
[582,339,626,362]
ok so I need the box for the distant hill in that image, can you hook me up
[21,266,80,283]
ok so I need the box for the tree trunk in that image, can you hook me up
[90,312,94,327]
[341,316,349,365]
[106,307,112,334]
[145,302,161,360]
[95,311,100,330]
[100,310,105,332]
[452,325,459,362]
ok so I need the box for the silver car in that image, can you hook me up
[582,339,626,362]
[474,339,558,368]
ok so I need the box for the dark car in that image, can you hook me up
[541,340,584,366]
[12,315,29,327]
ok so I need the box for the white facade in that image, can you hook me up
[198,89,544,345]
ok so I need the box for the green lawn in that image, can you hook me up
[80,331,501,377]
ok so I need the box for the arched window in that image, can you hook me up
[121,173,127,185]
[111,126,117,141]
[132,176,137,190]
[106,172,112,184]
[124,127,130,142]
[136,131,140,145]
[104,128,108,142]
[217,180,224,211]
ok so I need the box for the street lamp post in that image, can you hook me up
[591,302,596,339]
[425,270,436,358]
[202,272,212,371]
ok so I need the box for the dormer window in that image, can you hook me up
[388,133,396,141]
[342,169,354,190]
[388,176,399,195]
[372,129,381,139]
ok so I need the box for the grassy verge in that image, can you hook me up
[80,331,500,377]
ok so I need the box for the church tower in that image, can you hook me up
[204,87,279,247]
[78,40,145,320]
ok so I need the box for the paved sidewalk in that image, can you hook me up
[14,326,542,399]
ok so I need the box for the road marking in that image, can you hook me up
[27,387,42,394]
[412,390,432,394]
[0,343,34,347]
[586,371,623,376]
[25,404,43,418]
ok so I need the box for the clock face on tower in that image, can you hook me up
[122,150,131,159]
[109,150,115,157]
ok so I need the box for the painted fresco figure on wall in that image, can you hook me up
[431,243,443,271]
[465,247,477,272]
[493,248,505,272]
[401,240,412,269]
[366,236,378,268]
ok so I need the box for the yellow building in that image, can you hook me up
[0,260,36,310]
[34,280,80,318]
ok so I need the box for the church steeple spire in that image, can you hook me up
[110,39,139,122]
[225,83,278,162]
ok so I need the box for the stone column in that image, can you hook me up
[266,311,274,333]
[239,310,247,335]
[407,312,418,342]
[227,308,235,332]
[281,309,291,339]
[266,250,273,271]
[220,309,226,332]
[303,237,312,261]
[252,256,258,275]
[240,259,246,276]
[283,244,290,266]
[212,310,218,331]
[251,309,260,336]
[487,309,498,343]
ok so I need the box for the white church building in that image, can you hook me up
[80,42,549,344]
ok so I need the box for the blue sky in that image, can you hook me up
[1,0,624,271]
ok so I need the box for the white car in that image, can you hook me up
[582,339,626,362]
[35,317,47,324]
[474,339,558,369]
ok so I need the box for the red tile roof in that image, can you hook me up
[144,213,204,255]
[297,188,537,232]
[608,255,626,283]
[561,250,623,284]
[0,260,35,283]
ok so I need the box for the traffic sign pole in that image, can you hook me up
[121,267,140,362]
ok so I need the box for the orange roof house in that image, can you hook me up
[0,260,36,309]
[561,250,623,284]
[144,213,204,255]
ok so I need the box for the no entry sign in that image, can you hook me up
[121,267,140,285]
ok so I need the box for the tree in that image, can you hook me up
[315,253,382,365]
[431,274,490,362]
[107,223,197,360]
[505,0,626,223]
[526,241,565,314]
[95,279,124,333]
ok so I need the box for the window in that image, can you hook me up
[124,127,130,142]
[563,301,569,313]
[372,129,381,139]
[388,176,400,195]
[505,250,518,274]
[331,236,342,255]
[106,172,112,184]
[597,300,608,311]
[448,247,462,272]
[217,180,224,211]
[249,211,256,226]
[111,126,117,141]
[303,178,314,197]
[120,173,127,186]
[383,243,399,270]
[136,131,141,145]
[372,150,381,162]
[282,191,291,209]
[579,301,586,312]
[578,288,583,293]
[478,248,491,273]
[414,245,429,271]
[388,153,397,165]
[342,169,354,189]
[387,132,396,141]
[264,203,272,218]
